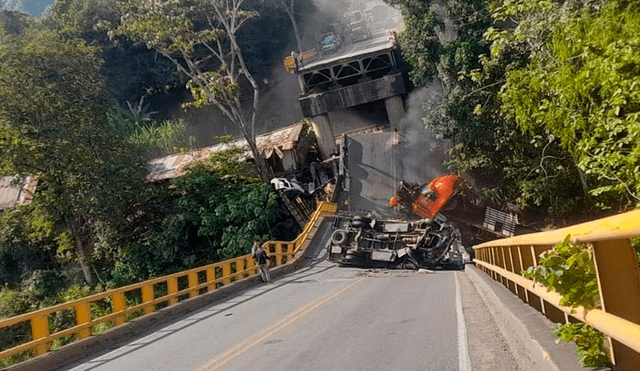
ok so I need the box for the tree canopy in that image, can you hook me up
[0,28,149,284]
[387,0,639,217]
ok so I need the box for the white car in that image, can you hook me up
[270,178,306,194]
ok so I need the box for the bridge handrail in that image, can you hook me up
[283,49,318,73]
[0,201,339,362]
[474,209,640,369]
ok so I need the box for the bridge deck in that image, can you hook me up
[299,30,397,71]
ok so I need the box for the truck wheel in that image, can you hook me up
[331,229,348,246]
[340,250,367,267]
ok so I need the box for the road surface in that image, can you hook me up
[301,29,397,71]
[62,222,520,371]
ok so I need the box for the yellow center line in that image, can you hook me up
[192,278,364,371]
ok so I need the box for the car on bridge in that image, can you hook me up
[316,24,345,56]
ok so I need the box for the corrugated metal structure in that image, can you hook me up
[147,123,311,181]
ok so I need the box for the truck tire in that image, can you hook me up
[331,229,349,246]
[340,250,367,267]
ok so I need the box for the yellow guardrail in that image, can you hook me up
[474,209,640,370]
[0,201,338,362]
[283,49,319,73]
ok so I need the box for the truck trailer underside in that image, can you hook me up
[327,215,464,270]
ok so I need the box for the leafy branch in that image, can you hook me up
[522,235,609,367]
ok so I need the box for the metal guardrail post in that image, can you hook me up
[76,302,91,339]
[167,277,179,305]
[111,292,126,326]
[221,263,232,285]
[141,285,154,315]
[592,239,640,369]
[275,243,284,266]
[246,258,256,276]
[31,315,49,355]
[206,267,216,291]
[188,272,198,297]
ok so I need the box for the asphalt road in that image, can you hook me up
[61,222,521,371]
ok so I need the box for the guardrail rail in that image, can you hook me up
[474,209,640,370]
[0,201,338,365]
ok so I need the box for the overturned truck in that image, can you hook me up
[327,215,465,270]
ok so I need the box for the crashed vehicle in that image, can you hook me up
[327,214,464,270]
[389,174,463,219]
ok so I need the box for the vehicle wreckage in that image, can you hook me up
[327,174,465,270]
[389,174,463,219]
[327,214,464,270]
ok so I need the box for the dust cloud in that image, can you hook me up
[394,83,450,184]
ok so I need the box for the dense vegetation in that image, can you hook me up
[0,1,308,360]
[386,0,639,365]
[387,0,640,220]
[1,0,639,365]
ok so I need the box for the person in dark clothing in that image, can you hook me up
[251,240,272,283]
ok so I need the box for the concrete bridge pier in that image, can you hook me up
[310,114,337,159]
[384,95,405,127]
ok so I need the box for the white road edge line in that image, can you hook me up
[455,272,472,371]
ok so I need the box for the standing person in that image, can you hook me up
[291,50,300,69]
[251,240,272,283]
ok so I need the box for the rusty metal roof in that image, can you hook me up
[147,123,306,181]
[0,176,38,210]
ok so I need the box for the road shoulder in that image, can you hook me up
[462,265,594,371]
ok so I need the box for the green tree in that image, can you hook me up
[111,0,274,180]
[44,0,180,104]
[387,0,587,216]
[0,29,148,284]
[498,0,640,207]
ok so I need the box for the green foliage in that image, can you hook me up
[553,322,609,368]
[0,8,31,35]
[499,0,640,206]
[125,118,196,157]
[45,0,180,104]
[387,0,586,216]
[387,0,442,86]
[522,236,599,309]
[172,150,277,259]
[0,204,58,287]
[522,235,609,367]
[111,0,274,179]
[0,28,150,286]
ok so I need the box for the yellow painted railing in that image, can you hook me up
[0,201,338,362]
[283,49,319,72]
[474,209,640,370]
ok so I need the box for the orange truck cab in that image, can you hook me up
[390,174,462,219]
